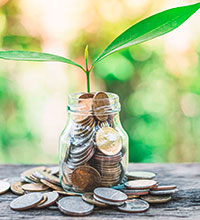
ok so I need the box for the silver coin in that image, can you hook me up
[125,179,157,189]
[94,187,127,202]
[93,194,124,206]
[58,196,94,216]
[126,171,156,180]
[117,199,150,213]
[0,181,10,194]
[150,189,178,195]
[10,192,43,210]
[70,141,93,155]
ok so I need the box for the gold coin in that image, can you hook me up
[55,190,78,196]
[71,165,101,192]
[40,179,63,191]
[141,195,172,204]
[92,91,110,121]
[96,127,122,156]
[37,194,48,206]
[11,182,24,195]
[22,183,49,192]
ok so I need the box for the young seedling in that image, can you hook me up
[0,3,199,92]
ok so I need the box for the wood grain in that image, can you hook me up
[0,163,200,219]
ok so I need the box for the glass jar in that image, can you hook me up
[59,91,128,193]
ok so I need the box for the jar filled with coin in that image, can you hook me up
[59,91,128,193]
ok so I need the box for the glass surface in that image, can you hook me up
[59,92,129,193]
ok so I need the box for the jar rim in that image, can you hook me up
[67,92,121,115]
[68,92,119,101]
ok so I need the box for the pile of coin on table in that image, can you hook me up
[61,91,126,191]
[0,166,179,216]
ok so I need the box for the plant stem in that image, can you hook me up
[86,71,90,93]
[85,50,90,92]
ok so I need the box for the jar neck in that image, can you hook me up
[67,92,121,116]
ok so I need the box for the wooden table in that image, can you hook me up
[0,163,200,220]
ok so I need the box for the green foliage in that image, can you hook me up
[92,3,200,65]
[0,51,85,71]
[0,3,199,93]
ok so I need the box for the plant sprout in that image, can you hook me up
[0,3,199,92]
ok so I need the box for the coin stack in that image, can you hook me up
[62,91,124,191]
[91,151,123,187]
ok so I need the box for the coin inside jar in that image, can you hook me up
[73,93,94,124]
[96,127,122,156]
[92,91,110,121]
[71,166,101,192]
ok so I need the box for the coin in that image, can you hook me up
[36,194,48,206]
[58,196,94,216]
[96,127,122,156]
[55,190,78,196]
[93,194,124,206]
[3,177,23,185]
[0,180,10,194]
[40,179,63,191]
[11,182,24,195]
[33,171,60,186]
[125,180,157,189]
[21,166,47,179]
[150,189,178,195]
[49,166,59,176]
[22,183,49,192]
[117,199,150,213]
[71,166,101,192]
[82,192,108,207]
[92,91,110,121]
[10,192,43,210]
[70,140,94,156]
[94,187,127,202]
[36,192,59,209]
[126,171,156,180]
[73,93,94,124]
[121,189,149,196]
[151,185,177,191]
[127,195,139,199]
[141,195,172,204]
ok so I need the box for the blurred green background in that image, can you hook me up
[0,0,200,164]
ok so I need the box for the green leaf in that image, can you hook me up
[92,2,200,66]
[0,50,85,71]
